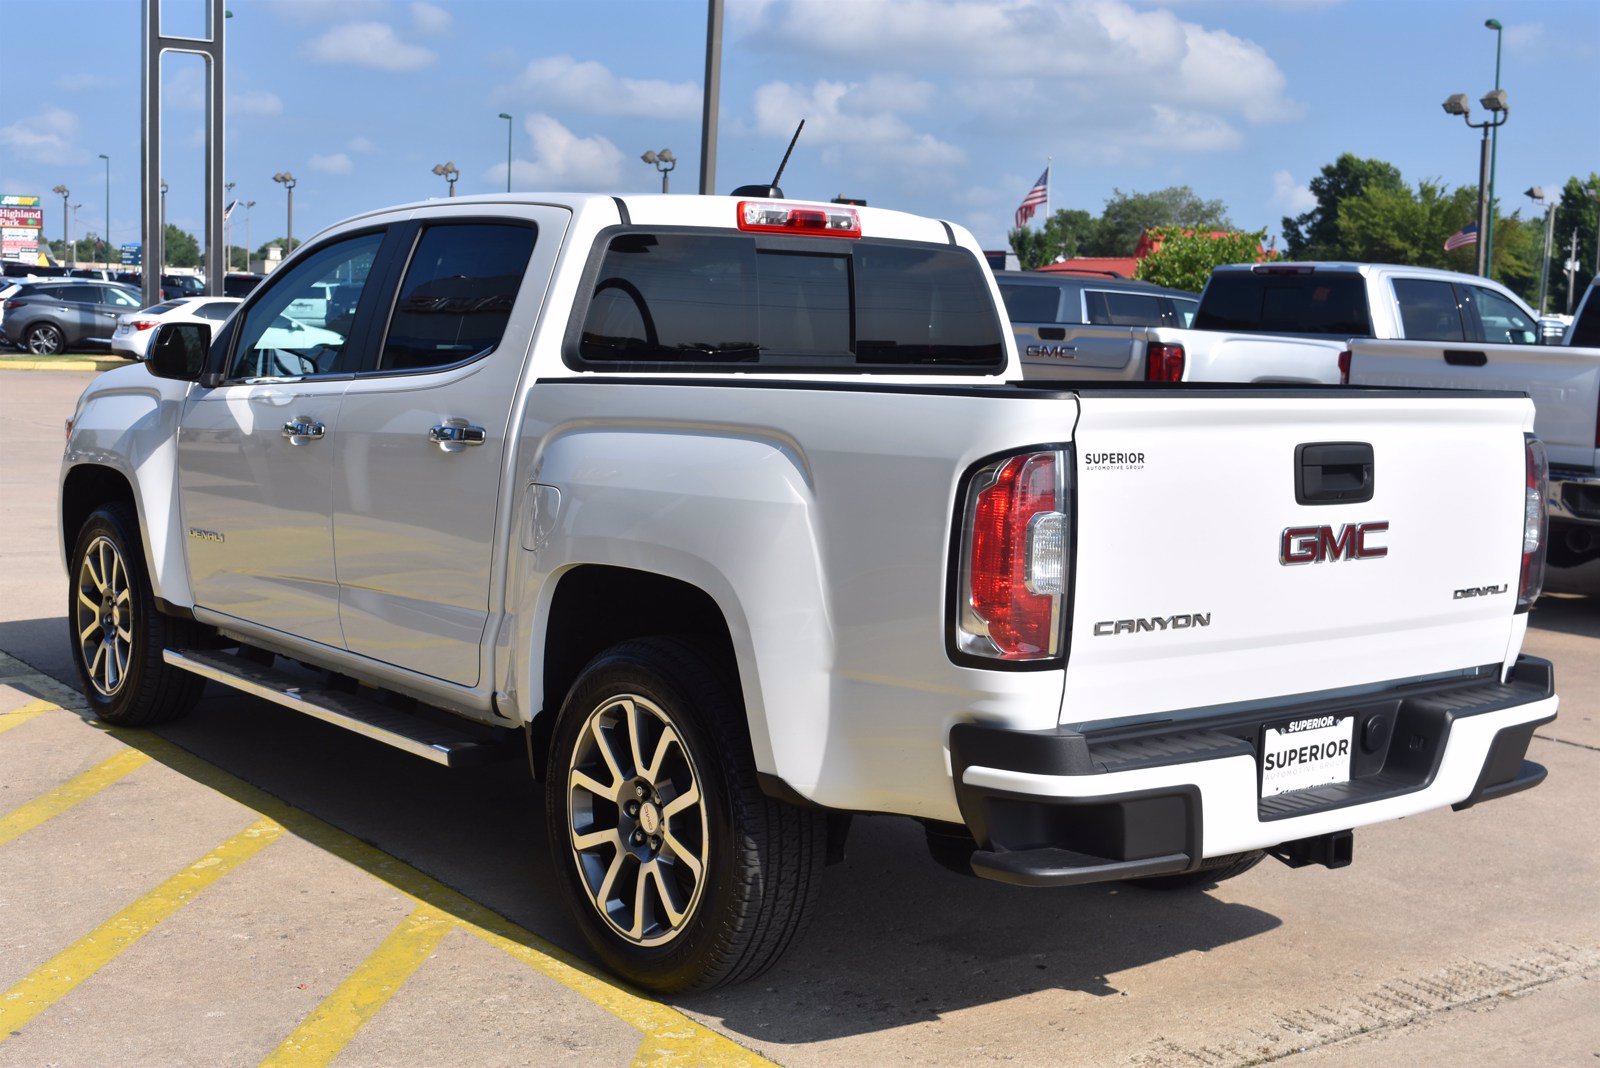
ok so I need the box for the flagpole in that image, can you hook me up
[1044,157,1051,227]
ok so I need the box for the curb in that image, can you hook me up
[0,358,125,372]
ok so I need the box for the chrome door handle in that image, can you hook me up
[282,418,326,443]
[428,423,486,449]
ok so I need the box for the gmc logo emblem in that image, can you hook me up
[1280,522,1389,565]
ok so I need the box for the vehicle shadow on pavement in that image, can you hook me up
[4,617,1282,1044]
[1528,594,1600,638]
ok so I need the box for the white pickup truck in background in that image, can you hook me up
[60,193,1561,993]
[1349,276,1600,588]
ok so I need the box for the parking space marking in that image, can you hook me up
[0,687,773,1067]
[0,700,58,735]
[0,747,151,847]
[261,902,457,1067]
[0,817,283,1038]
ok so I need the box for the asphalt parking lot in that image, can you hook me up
[2,369,1596,1067]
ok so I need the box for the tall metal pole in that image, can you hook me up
[287,183,294,246]
[52,186,69,265]
[70,204,81,267]
[99,154,110,269]
[1538,200,1555,315]
[244,201,253,272]
[499,113,513,192]
[1474,127,1490,277]
[698,0,723,195]
[1484,19,1503,277]
[1567,231,1580,315]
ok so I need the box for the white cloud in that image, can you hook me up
[1271,169,1318,214]
[496,56,700,120]
[1503,22,1544,53]
[230,90,283,117]
[0,107,85,165]
[304,22,436,72]
[411,1,451,34]
[273,0,392,23]
[747,0,1299,157]
[347,136,377,154]
[484,114,625,191]
[310,152,354,174]
[56,73,108,92]
[751,79,965,176]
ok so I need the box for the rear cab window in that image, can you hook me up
[568,230,1005,373]
[998,283,1062,324]
[1195,270,1372,336]
[1392,278,1466,341]
[1085,289,1163,326]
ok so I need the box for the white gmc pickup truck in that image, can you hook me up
[60,193,1560,992]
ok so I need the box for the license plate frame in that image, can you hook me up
[1260,714,1355,798]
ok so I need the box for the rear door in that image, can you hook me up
[330,206,567,686]
[1061,391,1532,724]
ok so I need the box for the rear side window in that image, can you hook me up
[1168,297,1198,327]
[998,283,1062,323]
[192,301,235,321]
[1085,290,1163,326]
[58,284,101,303]
[1196,272,1372,336]
[1570,287,1600,348]
[573,231,1004,372]
[378,223,536,371]
[1468,286,1537,345]
[1393,279,1466,341]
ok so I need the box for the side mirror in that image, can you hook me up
[147,321,210,381]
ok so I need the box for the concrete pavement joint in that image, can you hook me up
[1534,732,1600,753]
[1133,943,1600,1067]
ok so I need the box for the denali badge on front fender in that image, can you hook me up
[1280,522,1388,565]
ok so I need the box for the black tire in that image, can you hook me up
[544,636,825,993]
[26,322,65,356]
[1126,850,1265,891]
[68,502,204,726]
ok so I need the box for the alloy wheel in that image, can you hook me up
[75,535,133,696]
[567,693,710,947]
[28,326,62,355]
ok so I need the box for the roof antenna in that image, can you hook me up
[731,119,804,198]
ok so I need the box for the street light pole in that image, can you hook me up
[52,185,69,266]
[273,172,296,248]
[1441,91,1508,278]
[98,153,110,269]
[699,0,723,195]
[242,200,255,272]
[1526,187,1558,316]
[641,149,677,194]
[1484,18,1503,276]
[498,113,514,192]
[225,180,235,270]
[70,204,82,267]
[159,179,168,270]
[431,162,460,197]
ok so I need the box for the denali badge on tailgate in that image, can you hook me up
[1280,522,1388,565]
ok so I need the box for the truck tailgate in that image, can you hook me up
[1349,338,1600,471]
[1062,391,1532,724]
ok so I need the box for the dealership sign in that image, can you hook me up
[0,206,44,228]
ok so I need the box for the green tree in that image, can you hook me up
[1134,227,1268,293]
[1084,186,1230,257]
[1282,154,1406,260]
[1549,173,1599,314]
[1007,208,1098,269]
[164,223,201,268]
[256,236,303,256]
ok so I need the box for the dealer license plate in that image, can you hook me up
[1260,714,1354,798]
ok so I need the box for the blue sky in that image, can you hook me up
[2,0,1595,257]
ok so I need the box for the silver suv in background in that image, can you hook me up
[2,279,143,354]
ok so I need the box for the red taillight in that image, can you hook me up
[1145,342,1185,382]
[956,450,1069,661]
[1337,350,1351,385]
[736,199,861,238]
[4,299,26,311]
[131,319,159,331]
[1517,435,1548,613]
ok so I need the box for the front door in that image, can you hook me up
[177,230,390,647]
[331,207,567,686]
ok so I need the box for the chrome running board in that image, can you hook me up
[163,648,506,768]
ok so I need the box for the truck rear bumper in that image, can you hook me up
[950,656,1557,887]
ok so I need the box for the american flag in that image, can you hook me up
[222,199,239,221]
[1015,168,1049,229]
[1443,223,1478,251]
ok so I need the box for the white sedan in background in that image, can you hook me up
[111,296,242,359]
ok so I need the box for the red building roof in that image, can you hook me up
[1035,257,1139,278]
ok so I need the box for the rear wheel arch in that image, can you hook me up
[532,565,741,779]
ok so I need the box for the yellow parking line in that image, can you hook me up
[260,903,457,1067]
[0,748,151,848]
[0,700,56,735]
[0,817,282,1039]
